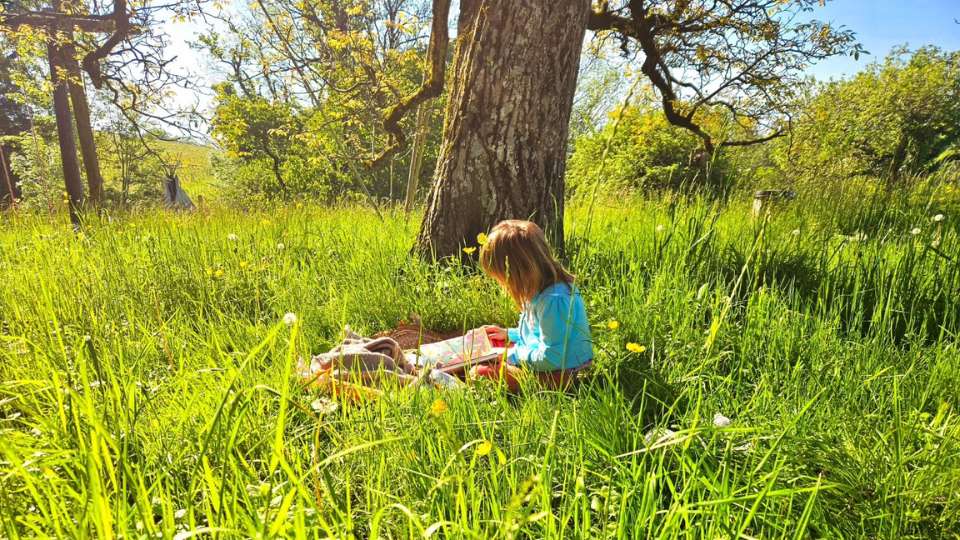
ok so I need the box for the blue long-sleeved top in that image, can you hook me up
[506,282,593,371]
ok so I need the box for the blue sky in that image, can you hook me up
[807,0,960,80]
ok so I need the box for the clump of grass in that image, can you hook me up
[1,195,958,538]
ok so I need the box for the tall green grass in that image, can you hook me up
[0,194,958,538]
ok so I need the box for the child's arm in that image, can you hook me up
[511,295,573,371]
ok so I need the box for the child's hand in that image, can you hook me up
[482,325,508,341]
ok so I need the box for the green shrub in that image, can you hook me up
[777,47,960,187]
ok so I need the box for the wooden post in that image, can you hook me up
[47,39,85,226]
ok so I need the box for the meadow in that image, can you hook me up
[1,188,959,539]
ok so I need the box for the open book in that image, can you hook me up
[412,328,506,372]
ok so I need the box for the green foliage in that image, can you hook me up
[780,47,960,185]
[2,186,960,537]
[567,103,731,195]
[202,0,444,203]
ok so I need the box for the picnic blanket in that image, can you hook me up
[297,327,463,398]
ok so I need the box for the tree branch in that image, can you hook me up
[366,0,450,169]
[0,11,116,33]
[81,0,132,88]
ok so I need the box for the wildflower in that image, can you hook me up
[911,227,921,236]
[214,269,224,279]
[475,440,493,457]
[206,267,214,277]
[655,224,665,233]
[310,397,339,415]
[227,233,239,242]
[933,214,945,222]
[626,342,645,353]
[477,232,489,245]
[239,260,249,269]
[463,246,477,255]
[931,239,941,248]
[792,229,801,236]
[430,398,448,416]
[174,509,187,520]
[277,242,285,251]
[283,312,298,326]
[260,219,271,226]
[607,320,620,330]
[713,413,732,428]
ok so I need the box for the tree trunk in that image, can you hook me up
[415,0,589,258]
[404,103,430,214]
[0,143,19,207]
[47,41,85,226]
[63,39,105,206]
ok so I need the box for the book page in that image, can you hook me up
[415,328,494,367]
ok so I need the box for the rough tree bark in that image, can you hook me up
[415,0,589,258]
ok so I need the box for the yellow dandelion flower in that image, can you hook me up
[477,232,489,245]
[214,269,224,278]
[475,440,493,457]
[607,320,620,330]
[430,398,448,416]
[626,342,646,353]
[463,246,477,255]
[206,267,214,277]
[260,219,271,226]
[239,260,249,269]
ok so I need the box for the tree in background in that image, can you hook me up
[1,0,210,221]
[781,47,960,187]
[567,100,734,196]
[200,0,440,201]
[0,51,30,206]
[587,0,863,154]
[409,0,861,258]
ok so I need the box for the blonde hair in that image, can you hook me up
[479,220,574,308]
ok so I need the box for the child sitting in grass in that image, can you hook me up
[473,220,593,391]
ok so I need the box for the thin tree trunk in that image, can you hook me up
[63,39,105,207]
[404,103,429,214]
[0,144,18,208]
[47,40,84,226]
[416,0,589,258]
